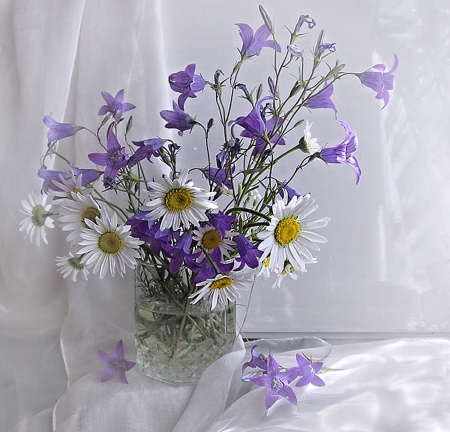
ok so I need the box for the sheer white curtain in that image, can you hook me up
[2,0,450,430]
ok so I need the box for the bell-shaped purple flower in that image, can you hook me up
[245,355,297,409]
[98,89,136,122]
[305,82,337,116]
[358,53,398,109]
[235,235,263,270]
[288,354,325,387]
[295,15,316,33]
[169,64,205,110]
[98,340,135,384]
[88,131,129,187]
[236,23,281,58]
[230,96,285,156]
[160,101,195,136]
[278,182,301,202]
[43,113,77,142]
[242,344,267,373]
[320,120,361,183]
[128,138,164,167]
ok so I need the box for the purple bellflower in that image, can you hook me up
[230,96,285,155]
[38,165,100,193]
[98,89,136,122]
[305,82,337,116]
[242,344,268,373]
[358,54,398,109]
[160,101,196,136]
[295,15,316,33]
[289,354,325,387]
[235,235,263,270]
[236,23,281,58]
[314,29,336,60]
[128,138,164,167]
[98,340,135,384]
[320,120,361,183]
[88,131,129,187]
[127,213,172,256]
[43,113,77,142]
[245,355,297,409]
[169,64,205,110]
[278,182,301,203]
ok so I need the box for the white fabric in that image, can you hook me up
[52,336,450,432]
[2,0,450,430]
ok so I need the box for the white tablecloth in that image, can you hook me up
[50,336,450,432]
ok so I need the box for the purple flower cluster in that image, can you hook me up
[242,345,325,409]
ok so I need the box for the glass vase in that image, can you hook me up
[134,260,236,385]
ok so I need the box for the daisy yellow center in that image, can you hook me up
[165,187,193,212]
[211,277,234,290]
[274,216,300,246]
[81,206,101,227]
[201,229,221,249]
[31,205,48,227]
[68,189,82,199]
[98,231,123,254]
[67,256,85,271]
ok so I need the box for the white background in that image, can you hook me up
[1,0,450,428]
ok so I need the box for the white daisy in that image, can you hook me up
[56,193,102,244]
[56,252,89,282]
[299,121,321,154]
[193,224,236,259]
[257,256,271,279]
[258,194,330,274]
[50,173,92,200]
[19,191,54,246]
[77,211,143,279]
[189,269,255,310]
[142,169,218,231]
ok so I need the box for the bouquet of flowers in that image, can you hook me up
[20,5,396,384]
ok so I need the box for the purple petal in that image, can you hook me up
[107,131,121,152]
[278,385,298,405]
[116,369,129,384]
[98,350,114,366]
[101,91,115,108]
[101,366,115,382]
[114,340,125,363]
[265,390,279,409]
[88,152,110,166]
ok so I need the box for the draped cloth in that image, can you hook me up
[2,0,450,430]
[52,336,450,431]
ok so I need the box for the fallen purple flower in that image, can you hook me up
[98,340,135,384]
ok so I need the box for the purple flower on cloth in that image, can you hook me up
[98,340,135,384]
[169,64,205,110]
[160,101,196,136]
[288,354,325,387]
[305,82,337,116]
[242,344,268,373]
[358,53,398,109]
[98,89,136,122]
[245,355,297,409]
[43,113,77,142]
[88,131,129,187]
[320,120,361,183]
[236,22,281,58]
[128,138,164,167]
